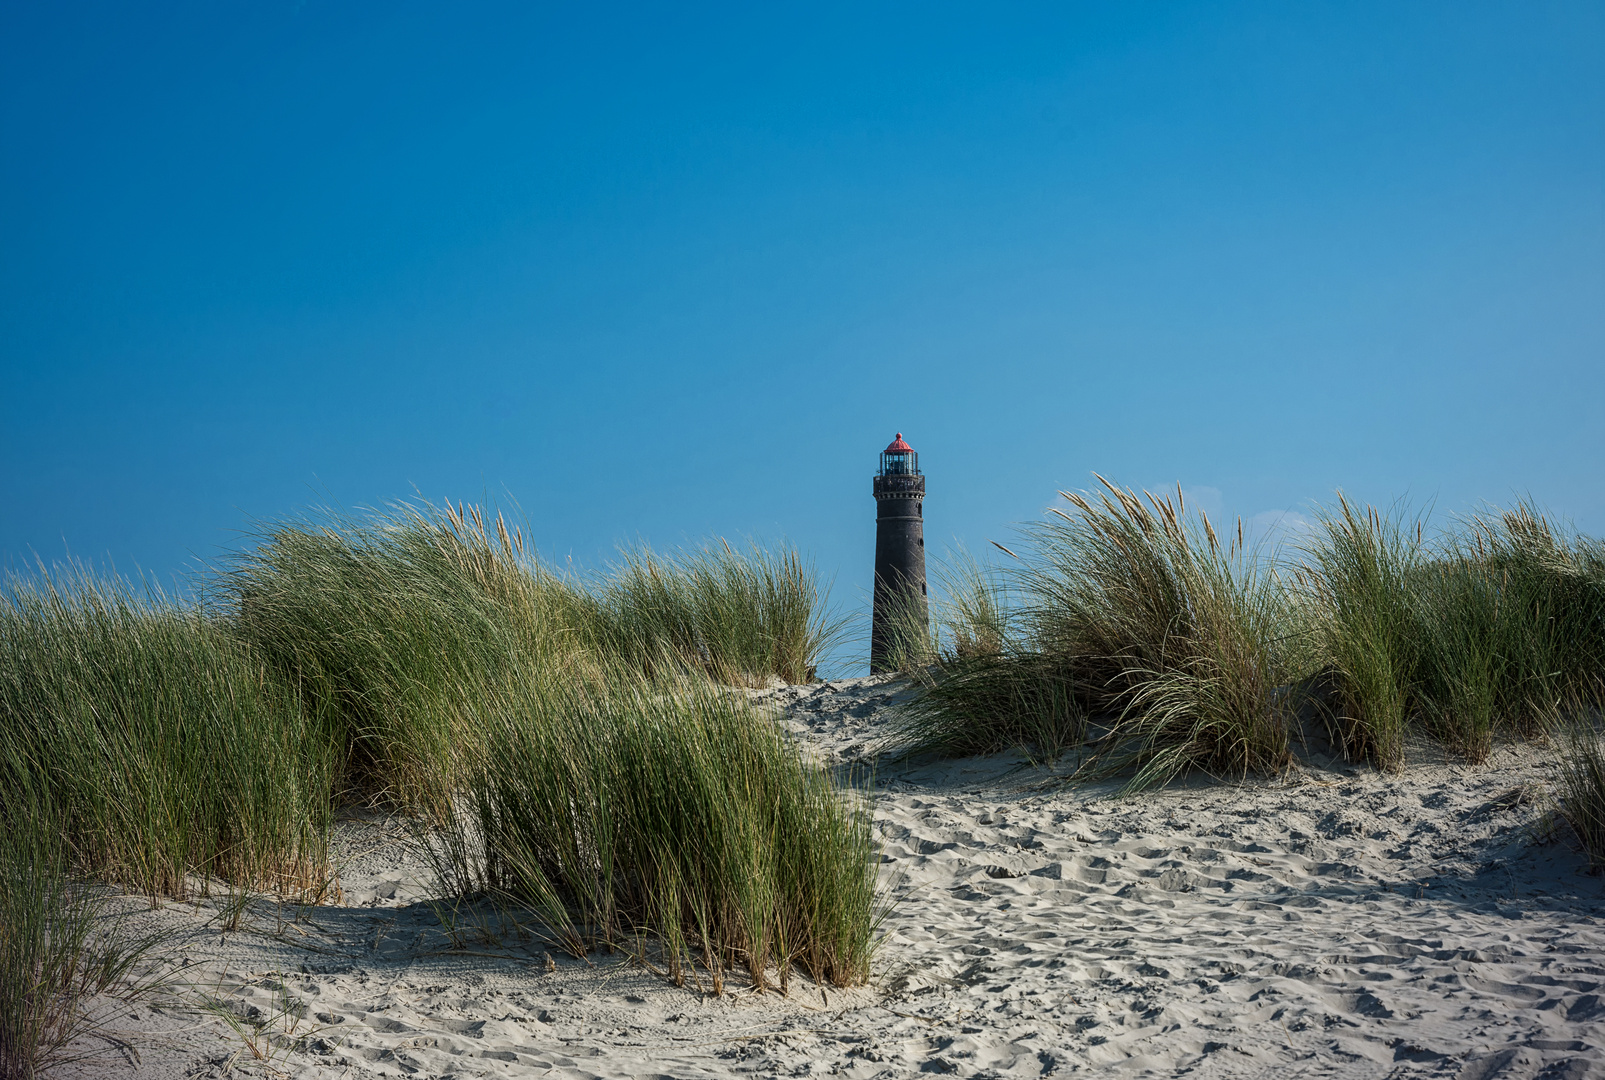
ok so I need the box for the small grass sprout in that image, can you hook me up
[0,790,170,1080]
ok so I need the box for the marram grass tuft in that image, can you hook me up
[0,565,334,899]
[897,477,1297,790]
[896,483,1605,787]
[425,666,880,991]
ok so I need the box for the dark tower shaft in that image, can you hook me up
[871,433,927,673]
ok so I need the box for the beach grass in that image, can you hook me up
[1031,481,1295,789]
[1296,498,1427,769]
[1299,499,1605,768]
[888,549,1086,759]
[1554,714,1605,869]
[873,572,940,675]
[893,652,1085,761]
[895,483,1605,789]
[933,546,1013,664]
[3,500,874,1003]
[1427,504,1605,744]
[896,477,1297,789]
[220,503,552,814]
[589,540,849,687]
[219,501,874,985]
[222,504,848,813]
[0,788,168,1080]
[8,476,1598,1032]
[426,664,878,990]
[0,566,335,900]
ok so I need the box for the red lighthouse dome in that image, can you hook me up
[879,433,919,477]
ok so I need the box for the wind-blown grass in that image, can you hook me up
[1296,498,1426,769]
[589,540,847,687]
[897,478,1297,789]
[871,574,939,676]
[1026,482,1297,788]
[5,499,871,1005]
[888,549,1085,758]
[897,482,1605,788]
[427,667,878,991]
[0,567,334,899]
[222,503,553,813]
[934,546,1013,664]
[1299,500,1605,768]
[221,504,848,812]
[898,652,1085,761]
[217,501,876,988]
[1426,505,1605,746]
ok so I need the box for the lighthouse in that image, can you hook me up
[870,433,928,673]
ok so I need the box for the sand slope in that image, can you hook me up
[69,677,1604,1079]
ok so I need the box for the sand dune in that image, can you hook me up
[73,677,1604,1079]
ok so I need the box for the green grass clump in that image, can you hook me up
[222,504,847,813]
[428,667,878,991]
[934,547,1013,663]
[591,541,847,687]
[1300,499,1605,768]
[218,501,876,988]
[1297,498,1426,769]
[889,549,1086,758]
[898,653,1084,761]
[1423,505,1605,750]
[898,478,1297,789]
[1032,480,1296,788]
[0,567,334,899]
[872,574,940,676]
[222,503,558,813]
[899,481,1605,788]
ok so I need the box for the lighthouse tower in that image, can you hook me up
[870,433,927,673]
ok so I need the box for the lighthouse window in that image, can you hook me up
[881,451,919,476]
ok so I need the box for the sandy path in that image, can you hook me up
[68,678,1605,1079]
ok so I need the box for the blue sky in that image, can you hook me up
[3,2,1602,669]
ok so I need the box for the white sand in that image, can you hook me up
[68,677,1604,1078]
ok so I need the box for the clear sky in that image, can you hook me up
[3,2,1602,671]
